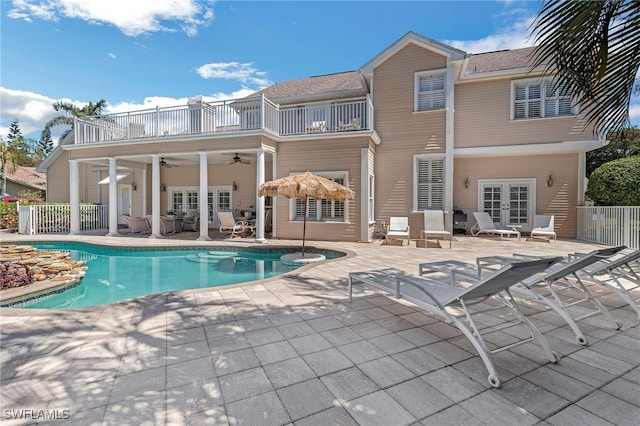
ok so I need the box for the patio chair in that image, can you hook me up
[385,217,410,246]
[121,214,149,234]
[182,215,200,231]
[471,212,521,241]
[471,246,626,345]
[218,211,249,238]
[574,248,640,320]
[530,215,556,242]
[145,215,176,234]
[421,210,452,248]
[349,257,563,388]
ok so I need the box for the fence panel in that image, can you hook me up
[577,206,640,249]
[18,204,109,234]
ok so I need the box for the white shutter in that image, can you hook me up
[417,72,446,111]
[417,159,444,210]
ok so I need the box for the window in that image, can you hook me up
[513,79,573,120]
[415,157,444,210]
[415,70,446,112]
[291,172,349,222]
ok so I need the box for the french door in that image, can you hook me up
[478,179,535,230]
[169,186,233,227]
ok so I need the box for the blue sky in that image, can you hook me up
[1,0,638,142]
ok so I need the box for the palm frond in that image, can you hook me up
[530,0,640,133]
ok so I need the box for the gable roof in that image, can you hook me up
[5,164,46,190]
[244,71,367,104]
[360,31,468,75]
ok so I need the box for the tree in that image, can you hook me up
[4,120,37,167]
[587,127,640,176]
[1,137,20,197]
[586,156,640,205]
[38,127,54,157]
[530,0,640,134]
[43,99,108,140]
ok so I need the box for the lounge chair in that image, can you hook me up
[472,246,625,345]
[218,211,249,238]
[574,248,640,319]
[385,217,410,245]
[121,214,149,234]
[349,257,562,388]
[530,215,556,242]
[471,212,521,241]
[421,210,452,248]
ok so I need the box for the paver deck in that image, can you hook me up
[1,232,638,425]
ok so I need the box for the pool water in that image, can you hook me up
[11,242,344,309]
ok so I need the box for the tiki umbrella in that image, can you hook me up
[258,171,355,256]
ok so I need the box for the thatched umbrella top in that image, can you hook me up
[258,171,354,201]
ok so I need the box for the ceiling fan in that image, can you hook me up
[230,153,250,165]
[159,157,173,167]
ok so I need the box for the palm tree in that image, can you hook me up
[43,99,108,140]
[530,0,640,133]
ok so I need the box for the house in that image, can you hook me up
[2,164,46,199]
[37,31,605,241]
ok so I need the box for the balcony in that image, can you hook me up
[74,95,372,144]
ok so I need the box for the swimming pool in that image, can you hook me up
[8,242,345,309]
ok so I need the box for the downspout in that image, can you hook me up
[444,56,455,231]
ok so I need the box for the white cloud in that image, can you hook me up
[629,103,640,127]
[196,62,273,89]
[444,15,536,53]
[7,0,214,37]
[107,52,116,59]
[0,87,67,140]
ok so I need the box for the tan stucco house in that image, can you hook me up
[37,31,605,242]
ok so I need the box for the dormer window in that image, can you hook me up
[513,79,574,120]
[415,70,446,112]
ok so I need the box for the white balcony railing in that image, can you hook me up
[18,204,109,234]
[577,206,640,249]
[75,96,372,144]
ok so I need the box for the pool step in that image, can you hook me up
[185,251,240,263]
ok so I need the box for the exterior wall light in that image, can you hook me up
[547,174,554,187]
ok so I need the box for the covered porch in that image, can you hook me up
[67,149,274,242]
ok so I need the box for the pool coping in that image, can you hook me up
[0,240,356,314]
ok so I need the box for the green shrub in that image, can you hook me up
[586,156,640,206]
[0,202,18,229]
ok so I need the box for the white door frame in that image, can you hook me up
[477,178,536,230]
[211,186,233,228]
[118,184,132,224]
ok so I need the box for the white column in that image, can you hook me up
[69,160,80,234]
[444,57,455,232]
[255,149,266,242]
[107,157,119,236]
[149,154,161,238]
[141,166,147,216]
[198,151,210,240]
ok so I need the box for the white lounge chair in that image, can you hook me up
[421,210,452,248]
[121,214,149,234]
[471,212,521,241]
[470,246,626,345]
[575,248,640,320]
[349,257,562,388]
[218,211,249,238]
[385,217,410,245]
[530,214,556,242]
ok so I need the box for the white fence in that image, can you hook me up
[577,206,640,249]
[18,204,109,235]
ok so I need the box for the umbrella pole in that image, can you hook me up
[302,195,308,256]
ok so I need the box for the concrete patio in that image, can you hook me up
[1,233,639,425]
